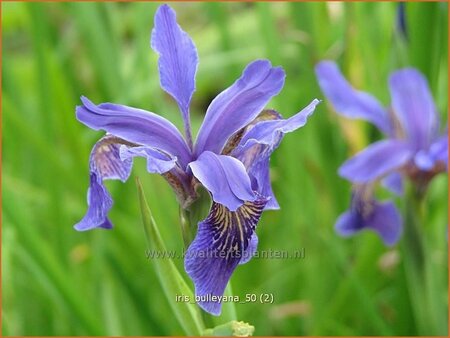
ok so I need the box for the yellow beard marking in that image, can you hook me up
[209,198,266,254]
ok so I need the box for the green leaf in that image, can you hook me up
[136,178,205,336]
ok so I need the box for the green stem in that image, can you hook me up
[136,178,205,336]
[402,183,444,335]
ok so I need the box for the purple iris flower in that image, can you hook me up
[315,61,447,246]
[75,4,319,315]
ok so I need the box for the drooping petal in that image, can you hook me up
[336,188,402,246]
[367,201,403,245]
[75,136,177,232]
[185,197,268,315]
[335,200,402,246]
[76,96,192,167]
[194,60,285,155]
[75,136,133,231]
[188,151,255,211]
[389,68,438,149]
[75,172,114,231]
[315,61,392,135]
[151,4,198,140]
[339,140,413,183]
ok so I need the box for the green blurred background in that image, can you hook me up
[2,1,448,336]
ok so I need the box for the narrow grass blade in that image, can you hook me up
[136,178,205,336]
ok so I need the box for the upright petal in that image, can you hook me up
[339,140,413,183]
[76,96,192,167]
[389,68,438,149]
[188,151,255,211]
[151,4,198,143]
[185,197,268,315]
[75,136,133,231]
[315,61,392,135]
[195,60,285,155]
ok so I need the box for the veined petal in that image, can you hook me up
[389,68,438,149]
[315,61,392,135]
[76,96,192,167]
[189,151,255,211]
[195,60,285,155]
[75,136,134,231]
[151,4,198,138]
[239,232,258,265]
[339,140,413,183]
[185,197,268,315]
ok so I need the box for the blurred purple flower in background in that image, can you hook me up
[75,4,319,315]
[315,61,447,245]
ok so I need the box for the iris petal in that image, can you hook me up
[335,198,402,246]
[232,100,319,209]
[185,197,267,315]
[236,99,319,151]
[315,61,392,135]
[151,4,198,140]
[339,140,413,183]
[195,60,285,155]
[389,68,438,150]
[382,172,403,195]
[76,96,192,167]
[239,232,259,265]
[367,201,402,245]
[119,146,177,174]
[248,156,279,210]
[75,136,133,231]
[75,136,177,231]
[414,134,448,171]
[189,151,255,211]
